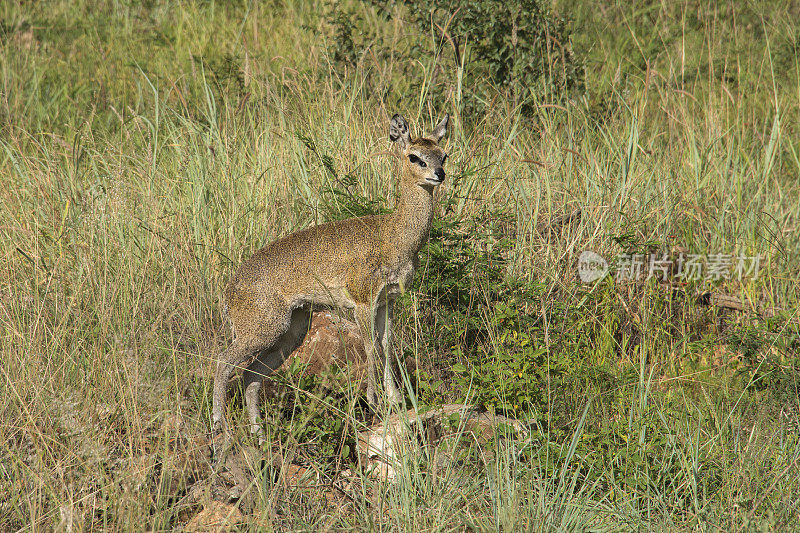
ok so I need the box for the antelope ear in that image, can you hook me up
[389,114,411,150]
[428,114,449,143]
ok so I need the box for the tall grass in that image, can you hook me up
[1,0,799,530]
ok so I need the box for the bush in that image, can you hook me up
[323,0,584,120]
[405,205,571,417]
[399,0,584,110]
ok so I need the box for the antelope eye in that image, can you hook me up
[408,154,427,167]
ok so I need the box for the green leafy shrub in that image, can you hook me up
[406,206,574,417]
[398,0,584,111]
[322,0,584,120]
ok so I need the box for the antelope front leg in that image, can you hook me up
[357,303,402,406]
[375,303,402,405]
[356,304,380,406]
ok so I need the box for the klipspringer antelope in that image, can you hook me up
[212,113,450,440]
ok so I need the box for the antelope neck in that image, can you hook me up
[387,175,435,257]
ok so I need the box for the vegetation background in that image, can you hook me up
[1,0,799,530]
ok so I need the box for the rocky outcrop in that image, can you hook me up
[357,405,528,481]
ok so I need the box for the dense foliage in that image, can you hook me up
[325,0,584,121]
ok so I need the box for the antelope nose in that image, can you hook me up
[435,167,445,180]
